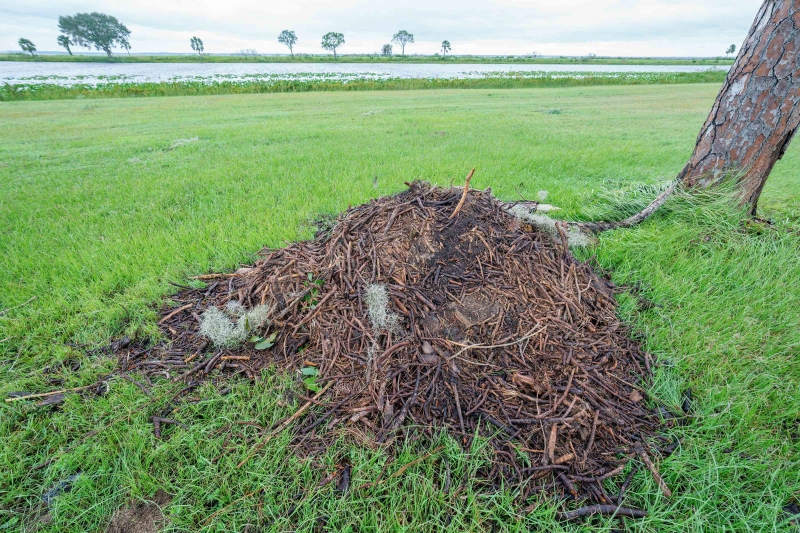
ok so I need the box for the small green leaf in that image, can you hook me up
[301,366,318,376]
[254,331,278,350]
[304,378,320,392]
[251,335,263,343]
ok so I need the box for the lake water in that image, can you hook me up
[0,61,728,86]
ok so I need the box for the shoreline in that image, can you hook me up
[0,71,728,101]
[0,53,736,66]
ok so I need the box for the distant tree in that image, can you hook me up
[57,35,73,55]
[278,30,297,56]
[392,30,414,56]
[726,44,736,57]
[58,12,131,58]
[321,32,344,59]
[190,36,204,55]
[18,38,36,56]
[440,40,451,57]
[382,44,392,56]
[531,51,539,58]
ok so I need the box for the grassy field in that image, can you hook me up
[0,85,798,532]
[0,53,736,66]
[0,71,729,102]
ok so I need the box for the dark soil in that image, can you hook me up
[106,490,170,533]
[117,182,669,508]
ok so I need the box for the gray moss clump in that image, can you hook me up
[364,284,399,332]
[199,302,271,348]
[506,204,592,247]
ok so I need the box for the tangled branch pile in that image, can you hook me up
[121,182,666,505]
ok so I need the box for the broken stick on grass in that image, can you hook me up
[637,445,672,498]
[559,504,647,520]
[151,416,188,439]
[379,446,445,485]
[0,296,37,317]
[237,380,334,468]
[31,381,189,470]
[5,383,98,403]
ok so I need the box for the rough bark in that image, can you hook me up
[683,0,800,213]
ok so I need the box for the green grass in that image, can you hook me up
[0,53,736,66]
[1,71,729,102]
[1,84,798,532]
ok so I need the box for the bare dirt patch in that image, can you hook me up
[106,490,170,533]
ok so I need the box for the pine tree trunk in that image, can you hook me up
[682,0,800,213]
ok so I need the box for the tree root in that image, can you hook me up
[574,175,682,234]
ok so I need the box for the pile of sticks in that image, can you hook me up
[119,181,667,507]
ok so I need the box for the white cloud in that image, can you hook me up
[1,0,762,56]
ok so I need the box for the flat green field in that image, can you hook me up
[1,85,798,532]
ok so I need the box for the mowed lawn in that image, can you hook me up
[0,85,798,532]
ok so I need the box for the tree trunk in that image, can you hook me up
[682,0,800,213]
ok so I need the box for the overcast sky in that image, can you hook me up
[1,1,762,57]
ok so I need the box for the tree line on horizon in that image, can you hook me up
[15,12,739,60]
[277,30,450,59]
[14,12,449,59]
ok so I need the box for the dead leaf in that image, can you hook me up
[38,393,65,407]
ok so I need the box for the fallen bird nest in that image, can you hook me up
[117,181,673,514]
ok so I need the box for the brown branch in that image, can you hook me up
[158,303,193,324]
[189,273,238,280]
[32,381,187,470]
[5,383,97,403]
[380,446,444,484]
[448,325,545,360]
[0,296,37,317]
[637,445,672,498]
[575,173,683,234]
[499,172,682,236]
[237,380,334,468]
[449,168,475,219]
[559,504,647,520]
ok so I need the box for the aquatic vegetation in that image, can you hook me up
[0,70,727,101]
